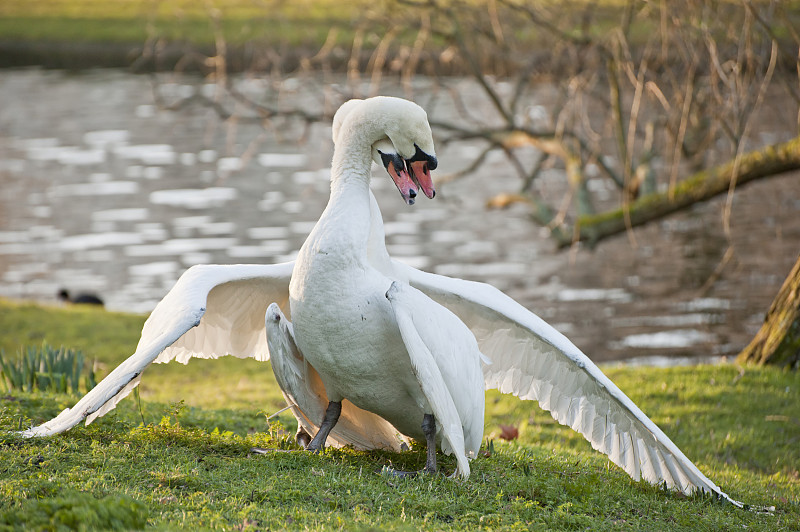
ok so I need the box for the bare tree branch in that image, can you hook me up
[562,136,800,248]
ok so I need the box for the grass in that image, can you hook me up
[8,0,800,77]
[0,298,799,530]
[0,0,367,47]
[0,0,659,53]
[0,343,96,395]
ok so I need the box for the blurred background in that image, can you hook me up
[1,0,799,365]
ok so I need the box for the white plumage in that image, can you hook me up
[20,96,744,506]
[265,302,407,452]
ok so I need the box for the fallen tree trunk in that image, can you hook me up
[556,136,800,248]
[736,254,800,368]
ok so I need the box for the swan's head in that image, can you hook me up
[332,97,438,205]
[372,138,434,205]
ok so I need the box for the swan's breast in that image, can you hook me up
[289,263,422,412]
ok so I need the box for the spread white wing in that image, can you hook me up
[391,260,743,507]
[21,262,294,437]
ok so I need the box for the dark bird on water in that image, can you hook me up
[57,289,104,306]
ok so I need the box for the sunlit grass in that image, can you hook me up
[0,298,798,529]
[0,299,287,417]
[2,0,799,52]
[0,0,652,49]
[0,0,365,45]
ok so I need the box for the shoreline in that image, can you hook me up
[0,38,544,76]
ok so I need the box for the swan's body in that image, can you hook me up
[287,98,481,474]
[19,96,747,504]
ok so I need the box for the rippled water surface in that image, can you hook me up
[1,68,799,363]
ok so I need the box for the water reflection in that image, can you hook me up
[1,68,798,362]
[149,187,237,209]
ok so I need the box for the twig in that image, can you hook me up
[723,39,779,238]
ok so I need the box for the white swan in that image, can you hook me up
[20,96,745,505]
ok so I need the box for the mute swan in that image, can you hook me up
[20,96,746,506]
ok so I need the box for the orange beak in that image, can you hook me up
[409,160,435,199]
[387,161,418,205]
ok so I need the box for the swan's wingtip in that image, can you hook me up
[265,302,282,323]
[18,425,51,438]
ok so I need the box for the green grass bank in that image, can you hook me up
[0,0,363,46]
[0,0,370,70]
[0,0,658,72]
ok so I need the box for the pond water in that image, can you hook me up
[1,68,798,364]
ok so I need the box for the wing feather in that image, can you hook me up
[22,262,294,437]
[394,261,743,507]
[386,282,472,478]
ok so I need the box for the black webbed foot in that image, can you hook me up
[251,402,342,455]
[379,464,437,479]
[380,413,439,478]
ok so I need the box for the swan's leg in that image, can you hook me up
[306,400,342,452]
[422,413,437,474]
[380,414,438,478]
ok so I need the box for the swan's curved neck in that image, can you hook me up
[305,113,387,264]
[330,109,387,194]
[330,142,372,199]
